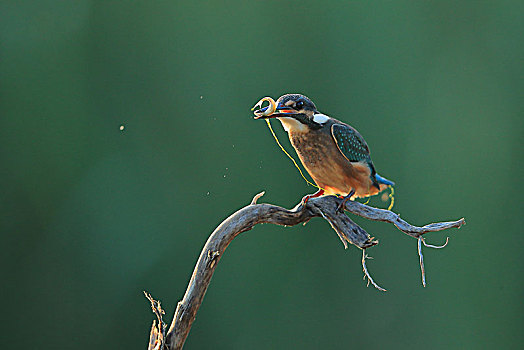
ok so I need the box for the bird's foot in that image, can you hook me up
[300,189,324,209]
[336,190,355,213]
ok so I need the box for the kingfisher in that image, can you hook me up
[253,93,394,210]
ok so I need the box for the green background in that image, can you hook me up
[1,1,522,349]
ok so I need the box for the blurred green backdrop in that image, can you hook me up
[1,1,523,349]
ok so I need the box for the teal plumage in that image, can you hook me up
[331,123,371,164]
[331,123,383,189]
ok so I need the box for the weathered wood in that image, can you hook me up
[339,200,465,237]
[151,192,464,350]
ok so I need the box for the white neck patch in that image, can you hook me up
[312,113,330,124]
[277,117,307,133]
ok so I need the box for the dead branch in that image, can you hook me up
[418,236,450,287]
[147,192,464,350]
[145,292,166,350]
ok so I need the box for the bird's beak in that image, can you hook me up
[253,103,297,120]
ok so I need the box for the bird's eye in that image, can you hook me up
[295,101,304,109]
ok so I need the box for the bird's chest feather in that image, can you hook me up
[288,130,374,197]
[289,130,349,179]
[289,131,331,167]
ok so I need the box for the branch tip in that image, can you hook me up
[250,191,266,205]
[144,291,166,350]
[423,237,449,249]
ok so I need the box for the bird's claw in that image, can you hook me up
[299,189,324,210]
[299,195,311,209]
[336,190,355,214]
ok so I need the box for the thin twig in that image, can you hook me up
[144,292,166,350]
[423,237,449,249]
[361,250,387,292]
[417,237,451,287]
[418,238,426,287]
[250,191,266,205]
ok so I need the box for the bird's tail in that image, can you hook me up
[375,174,395,186]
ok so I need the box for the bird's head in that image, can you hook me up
[253,94,330,132]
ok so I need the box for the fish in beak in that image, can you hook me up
[252,97,297,119]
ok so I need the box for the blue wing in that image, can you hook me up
[331,123,394,189]
[331,123,371,163]
[332,123,382,189]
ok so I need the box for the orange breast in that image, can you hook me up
[289,130,378,198]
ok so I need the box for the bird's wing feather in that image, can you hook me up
[331,123,371,163]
